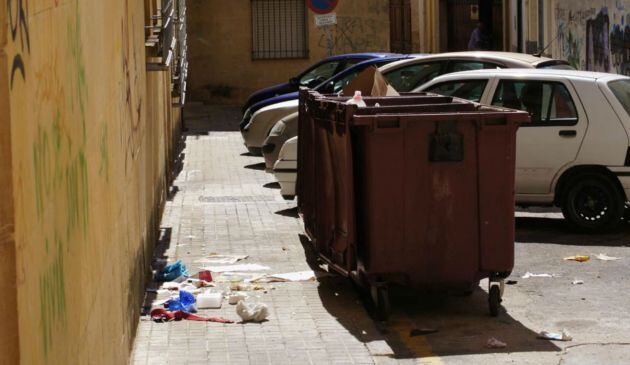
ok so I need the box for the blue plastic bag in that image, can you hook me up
[166,290,197,313]
[155,260,188,282]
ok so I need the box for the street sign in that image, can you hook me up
[315,13,337,27]
[307,0,339,14]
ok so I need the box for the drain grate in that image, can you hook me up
[198,195,276,203]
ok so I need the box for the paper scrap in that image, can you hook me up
[595,253,621,261]
[254,270,317,283]
[202,264,270,272]
[522,272,553,279]
[486,337,507,348]
[195,254,249,265]
[572,280,584,285]
[538,330,572,341]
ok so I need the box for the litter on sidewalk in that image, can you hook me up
[486,337,507,349]
[236,301,269,322]
[563,255,590,262]
[229,292,248,304]
[252,270,319,283]
[201,263,270,272]
[150,308,233,323]
[165,290,197,312]
[197,291,223,309]
[595,253,621,261]
[522,272,554,279]
[155,260,188,282]
[195,254,249,265]
[572,279,584,285]
[538,330,573,341]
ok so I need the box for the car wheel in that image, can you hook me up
[561,174,625,232]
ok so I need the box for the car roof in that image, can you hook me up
[380,51,570,72]
[325,53,398,61]
[427,68,630,81]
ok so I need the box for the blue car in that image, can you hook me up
[242,53,396,113]
[240,54,414,131]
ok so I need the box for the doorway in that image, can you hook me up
[390,0,412,53]
[444,0,503,51]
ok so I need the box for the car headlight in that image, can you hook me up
[270,121,286,136]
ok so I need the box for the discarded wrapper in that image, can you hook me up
[563,255,590,262]
[522,272,553,279]
[486,337,507,348]
[595,253,621,261]
[538,329,572,341]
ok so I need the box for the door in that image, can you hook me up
[390,0,412,53]
[485,78,587,195]
[445,0,503,51]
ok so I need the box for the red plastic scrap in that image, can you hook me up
[150,308,233,323]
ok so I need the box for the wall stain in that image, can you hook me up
[8,0,30,88]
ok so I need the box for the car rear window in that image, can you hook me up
[608,79,630,117]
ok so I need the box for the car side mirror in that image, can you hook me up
[289,77,299,85]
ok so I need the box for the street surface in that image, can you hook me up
[131,105,630,365]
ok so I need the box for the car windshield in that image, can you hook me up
[608,79,630,117]
[299,61,341,87]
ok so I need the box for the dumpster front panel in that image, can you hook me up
[354,115,481,289]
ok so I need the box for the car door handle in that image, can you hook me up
[559,130,577,137]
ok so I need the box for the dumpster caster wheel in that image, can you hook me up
[488,285,501,317]
[371,284,390,321]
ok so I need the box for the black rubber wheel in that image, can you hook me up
[371,285,390,321]
[488,285,501,317]
[560,175,625,232]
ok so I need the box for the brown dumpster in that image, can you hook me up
[296,89,529,318]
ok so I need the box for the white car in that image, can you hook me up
[273,136,298,199]
[245,52,571,156]
[415,69,630,231]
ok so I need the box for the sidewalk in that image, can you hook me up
[130,106,391,365]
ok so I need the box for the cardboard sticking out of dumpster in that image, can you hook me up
[342,66,400,97]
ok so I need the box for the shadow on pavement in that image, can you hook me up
[275,206,299,218]
[140,227,173,315]
[183,104,241,133]
[516,216,630,247]
[298,234,560,360]
[244,162,266,171]
[263,182,281,189]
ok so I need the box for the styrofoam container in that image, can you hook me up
[197,292,222,309]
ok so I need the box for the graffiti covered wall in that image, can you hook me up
[554,0,630,74]
[1,0,178,363]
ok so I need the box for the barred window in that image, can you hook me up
[251,0,308,60]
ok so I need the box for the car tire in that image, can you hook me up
[560,174,625,232]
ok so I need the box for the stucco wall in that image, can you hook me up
[553,0,630,74]
[2,0,177,363]
[187,0,391,105]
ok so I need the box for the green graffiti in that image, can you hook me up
[67,0,88,141]
[39,236,66,357]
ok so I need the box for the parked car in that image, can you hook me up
[242,53,396,113]
[241,55,415,155]
[273,136,298,200]
[261,52,573,173]
[415,69,630,231]
[262,112,298,172]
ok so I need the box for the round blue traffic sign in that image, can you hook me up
[307,0,339,14]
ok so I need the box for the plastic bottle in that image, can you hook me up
[346,91,367,108]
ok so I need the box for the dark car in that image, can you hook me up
[240,54,416,131]
[242,53,396,113]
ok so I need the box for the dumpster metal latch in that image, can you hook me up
[429,121,463,162]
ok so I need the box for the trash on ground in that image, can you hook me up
[197,291,223,309]
[409,328,439,337]
[486,337,507,348]
[572,279,584,285]
[229,292,248,305]
[538,329,572,341]
[165,290,197,313]
[563,255,590,262]
[197,270,213,282]
[150,308,233,323]
[522,272,553,279]
[595,253,621,261]
[506,280,518,285]
[201,263,270,272]
[195,254,249,265]
[155,260,188,282]
[253,270,318,283]
[236,301,269,322]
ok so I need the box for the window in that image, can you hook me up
[332,70,362,93]
[251,0,308,59]
[491,80,578,125]
[426,80,489,102]
[299,61,341,88]
[447,61,502,73]
[384,62,443,92]
[608,80,630,117]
